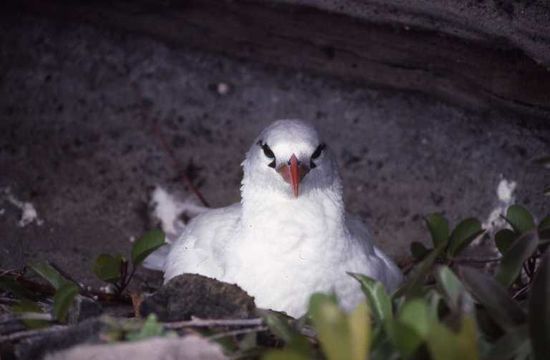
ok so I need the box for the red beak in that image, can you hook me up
[278,154,309,197]
[289,154,300,197]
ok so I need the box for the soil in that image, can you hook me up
[0,13,549,285]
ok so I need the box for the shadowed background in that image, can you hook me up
[1,0,549,284]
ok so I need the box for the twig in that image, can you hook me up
[152,120,210,207]
[454,257,502,264]
[163,318,263,329]
[0,297,18,305]
[119,263,136,294]
[5,274,131,304]
[513,282,531,300]
[208,326,269,340]
[0,324,67,343]
[0,313,53,324]
[0,268,19,277]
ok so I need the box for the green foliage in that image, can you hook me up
[259,310,299,344]
[349,273,392,322]
[131,229,165,266]
[447,218,483,257]
[126,314,169,341]
[494,228,517,254]
[308,294,370,360]
[495,231,538,286]
[425,213,449,248]
[93,254,124,283]
[409,213,484,268]
[528,252,550,360]
[1,203,548,360]
[505,205,536,234]
[52,283,79,323]
[92,229,166,295]
[11,299,49,329]
[29,261,70,289]
[28,261,80,324]
[268,204,548,360]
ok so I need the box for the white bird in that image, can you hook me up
[163,120,402,317]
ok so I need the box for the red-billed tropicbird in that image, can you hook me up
[164,120,402,317]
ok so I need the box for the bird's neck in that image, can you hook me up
[239,181,348,247]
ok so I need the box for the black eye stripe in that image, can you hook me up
[257,140,276,160]
[311,143,326,160]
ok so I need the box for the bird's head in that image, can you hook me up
[242,120,339,199]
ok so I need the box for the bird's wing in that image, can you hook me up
[345,213,403,291]
[163,203,242,282]
[345,213,376,254]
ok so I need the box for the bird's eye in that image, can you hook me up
[257,141,276,168]
[260,143,275,159]
[310,143,326,168]
[311,143,326,160]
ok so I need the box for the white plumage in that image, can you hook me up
[164,120,402,317]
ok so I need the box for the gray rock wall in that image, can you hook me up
[0,13,548,282]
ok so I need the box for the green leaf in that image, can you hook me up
[435,266,473,313]
[0,277,37,300]
[460,267,525,329]
[485,325,529,360]
[426,317,479,360]
[308,293,351,360]
[12,299,42,314]
[263,350,309,360]
[386,320,423,358]
[52,283,79,322]
[425,213,450,248]
[529,251,550,360]
[399,299,430,338]
[505,205,536,234]
[370,326,398,360]
[349,273,392,322]
[93,254,123,283]
[127,314,167,341]
[394,244,445,299]
[494,228,518,254]
[426,289,444,319]
[131,229,166,266]
[496,231,539,286]
[259,310,296,343]
[308,294,370,360]
[11,299,49,329]
[29,261,69,289]
[348,301,370,360]
[410,241,430,260]
[539,216,550,240]
[447,218,483,257]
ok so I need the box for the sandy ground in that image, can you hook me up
[0,14,548,284]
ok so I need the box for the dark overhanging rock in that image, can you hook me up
[140,274,256,321]
[4,0,550,118]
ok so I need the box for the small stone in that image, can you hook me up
[140,274,256,321]
[216,82,230,95]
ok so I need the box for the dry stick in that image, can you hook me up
[163,318,263,329]
[454,257,502,264]
[0,325,68,343]
[7,274,131,304]
[208,326,269,340]
[152,120,210,208]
